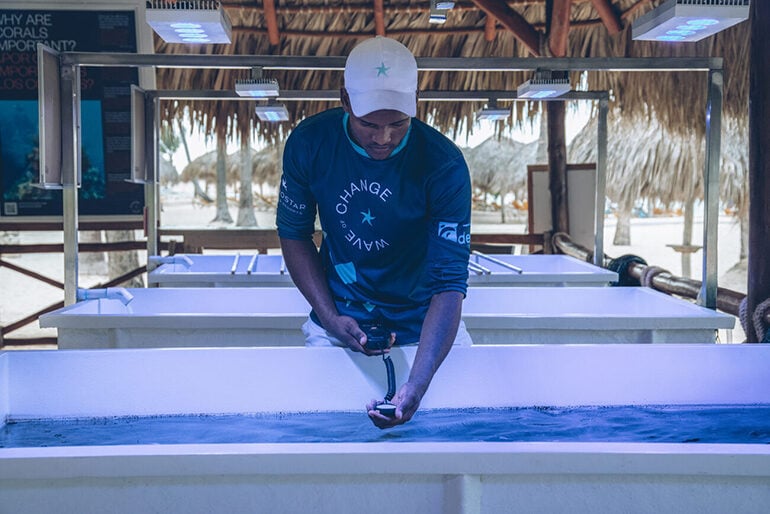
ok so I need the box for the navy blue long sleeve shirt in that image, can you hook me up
[277,108,471,343]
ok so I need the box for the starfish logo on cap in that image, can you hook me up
[375,62,390,77]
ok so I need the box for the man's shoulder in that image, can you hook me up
[284,108,345,161]
[409,119,466,166]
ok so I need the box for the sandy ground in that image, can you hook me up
[1,188,748,348]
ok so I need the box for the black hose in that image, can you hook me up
[607,254,647,286]
[383,354,396,402]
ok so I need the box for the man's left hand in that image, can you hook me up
[366,381,424,429]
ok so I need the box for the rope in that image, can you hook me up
[607,254,647,287]
[640,265,669,289]
[739,297,750,340]
[752,298,770,343]
[738,297,770,342]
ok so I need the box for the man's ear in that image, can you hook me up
[340,87,352,114]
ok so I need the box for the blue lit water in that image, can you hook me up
[2,406,769,448]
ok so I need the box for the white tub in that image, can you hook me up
[148,254,296,287]
[148,253,618,288]
[39,287,734,349]
[1,345,769,514]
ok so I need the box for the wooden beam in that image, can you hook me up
[589,0,622,35]
[547,102,569,234]
[747,0,770,342]
[263,0,280,46]
[546,1,571,236]
[471,0,541,56]
[548,0,572,57]
[484,13,496,42]
[374,0,385,36]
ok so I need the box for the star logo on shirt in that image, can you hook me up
[281,177,287,189]
[375,62,390,77]
[360,209,375,226]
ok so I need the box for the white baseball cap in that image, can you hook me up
[344,36,418,118]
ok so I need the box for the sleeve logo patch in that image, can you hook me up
[438,222,458,242]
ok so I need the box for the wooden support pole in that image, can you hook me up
[747,1,770,342]
[484,13,496,42]
[263,0,280,46]
[374,0,385,36]
[547,102,570,234]
[548,0,571,57]
[471,0,541,56]
[589,0,622,35]
[546,0,571,235]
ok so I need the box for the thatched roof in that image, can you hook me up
[179,144,283,185]
[462,136,538,200]
[568,112,748,213]
[154,1,750,144]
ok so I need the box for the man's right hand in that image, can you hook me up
[321,315,394,355]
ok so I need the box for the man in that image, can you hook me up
[276,36,472,429]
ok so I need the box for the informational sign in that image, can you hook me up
[0,9,143,217]
[527,163,597,251]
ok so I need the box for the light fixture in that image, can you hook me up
[146,1,232,44]
[429,11,447,24]
[429,0,454,24]
[476,99,510,121]
[517,70,571,100]
[256,102,290,122]
[235,67,280,97]
[632,0,750,43]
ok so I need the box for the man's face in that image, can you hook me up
[341,88,412,160]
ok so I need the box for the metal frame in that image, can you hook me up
[43,51,722,308]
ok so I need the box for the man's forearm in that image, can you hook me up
[409,290,464,396]
[280,238,339,325]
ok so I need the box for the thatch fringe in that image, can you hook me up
[154,0,749,151]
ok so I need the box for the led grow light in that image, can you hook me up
[632,0,750,43]
[476,100,510,121]
[256,103,290,122]
[146,1,232,44]
[517,71,571,100]
[235,78,280,98]
[429,0,453,24]
[429,10,447,24]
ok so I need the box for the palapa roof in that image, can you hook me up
[462,137,538,200]
[568,112,749,213]
[180,144,284,185]
[154,1,750,144]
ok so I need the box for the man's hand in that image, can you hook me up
[322,315,395,355]
[366,381,424,429]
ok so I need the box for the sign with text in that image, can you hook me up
[0,9,143,217]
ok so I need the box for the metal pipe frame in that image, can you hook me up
[147,90,608,101]
[144,95,160,275]
[700,70,724,309]
[50,50,723,309]
[60,61,81,307]
[595,97,609,269]
[61,52,722,72]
